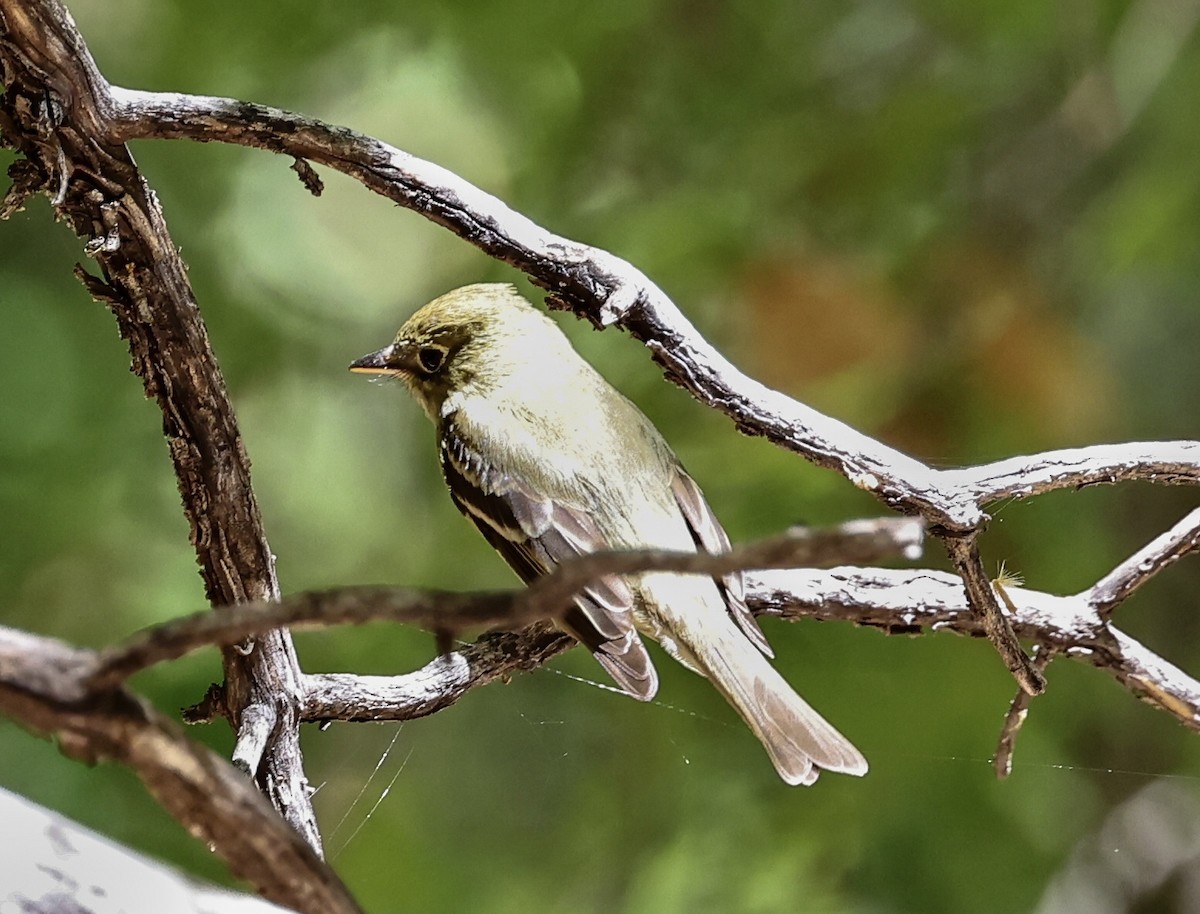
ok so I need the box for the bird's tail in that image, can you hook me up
[689,621,868,786]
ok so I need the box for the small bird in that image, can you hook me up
[350,283,866,785]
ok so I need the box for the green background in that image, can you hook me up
[4,1,1200,911]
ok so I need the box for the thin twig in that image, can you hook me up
[1086,506,1200,619]
[943,535,1045,695]
[89,519,925,690]
[292,566,1200,733]
[993,645,1057,779]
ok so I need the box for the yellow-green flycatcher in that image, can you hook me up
[351,283,866,785]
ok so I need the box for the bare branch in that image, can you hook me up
[994,645,1057,779]
[1086,506,1200,618]
[95,92,1200,522]
[302,628,575,723]
[0,627,360,914]
[0,0,319,850]
[88,519,925,690]
[232,703,277,777]
[92,556,1193,744]
[293,566,1200,738]
[949,441,1200,504]
[95,586,519,690]
[290,155,324,196]
[88,84,1200,690]
[38,505,1200,773]
[515,519,925,631]
[1107,628,1200,727]
[943,535,1046,695]
[754,568,1200,733]
[99,90,977,525]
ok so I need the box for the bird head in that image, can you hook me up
[350,283,565,419]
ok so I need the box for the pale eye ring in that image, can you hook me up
[417,345,447,373]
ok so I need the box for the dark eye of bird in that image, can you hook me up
[418,346,446,373]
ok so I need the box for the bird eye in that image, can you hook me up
[417,346,447,373]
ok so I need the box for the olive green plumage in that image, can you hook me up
[351,283,866,785]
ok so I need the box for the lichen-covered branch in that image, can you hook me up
[948,442,1200,505]
[753,567,1200,732]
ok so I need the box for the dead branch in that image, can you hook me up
[89,519,924,690]
[1086,506,1200,619]
[3,787,304,914]
[84,513,1200,744]
[994,645,1057,779]
[291,551,1200,733]
[0,627,360,914]
[4,0,1200,908]
[0,0,319,850]
[89,83,1200,692]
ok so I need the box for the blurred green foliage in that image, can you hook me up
[3,0,1200,911]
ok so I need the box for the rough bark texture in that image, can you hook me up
[0,0,319,853]
[0,628,360,914]
[3,0,1200,910]
[94,87,1200,694]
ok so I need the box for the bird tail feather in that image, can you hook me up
[692,623,868,786]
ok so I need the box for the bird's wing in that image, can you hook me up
[439,428,659,701]
[669,466,773,658]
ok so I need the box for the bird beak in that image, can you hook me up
[349,343,405,375]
